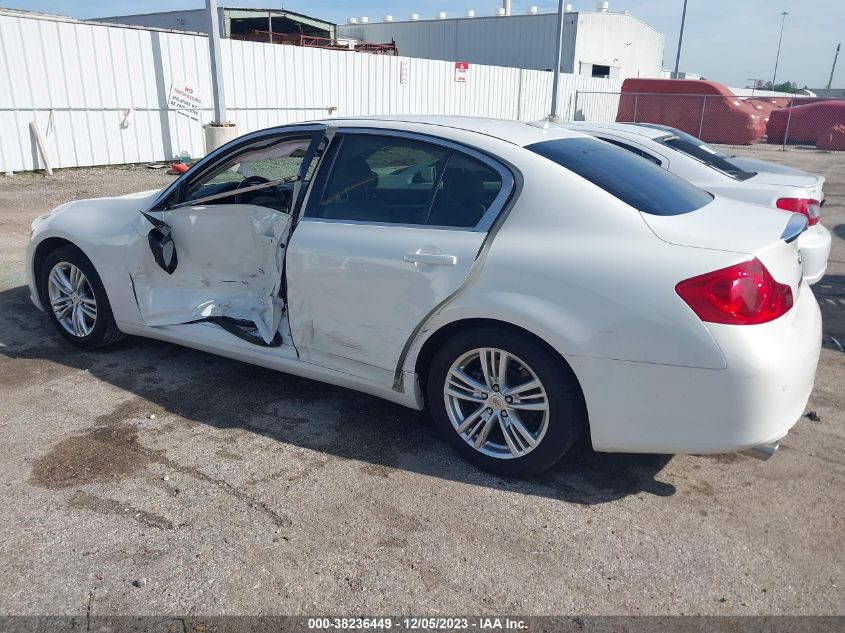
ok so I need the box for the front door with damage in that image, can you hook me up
[128,128,326,345]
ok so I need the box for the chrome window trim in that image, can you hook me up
[145,123,329,212]
[298,217,483,233]
[303,127,517,233]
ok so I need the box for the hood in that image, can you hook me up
[52,189,163,217]
[640,195,792,254]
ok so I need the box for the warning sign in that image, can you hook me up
[168,82,202,121]
[454,62,469,83]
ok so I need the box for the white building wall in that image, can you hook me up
[96,9,222,36]
[573,13,664,80]
[0,10,622,173]
[339,14,577,73]
[338,11,663,78]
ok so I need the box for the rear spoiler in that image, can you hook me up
[780,213,808,244]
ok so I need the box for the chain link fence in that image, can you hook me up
[574,91,845,150]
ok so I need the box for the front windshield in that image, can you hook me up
[640,125,757,181]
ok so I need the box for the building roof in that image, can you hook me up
[94,6,335,28]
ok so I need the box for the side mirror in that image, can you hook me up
[142,211,178,274]
[147,227,178,274]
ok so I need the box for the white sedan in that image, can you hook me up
[559,122,832,285]
[26,117,822,475]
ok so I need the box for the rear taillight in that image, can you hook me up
[776,198,821,226]
[675,258,793,325]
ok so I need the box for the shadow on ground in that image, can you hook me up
[0,284,676,505]
[814,274,845,349]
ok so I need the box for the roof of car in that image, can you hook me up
[559,121,673,140]
[317,115,588,147]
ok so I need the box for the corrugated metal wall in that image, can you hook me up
[338,13,578,73]
[0,11,621,173]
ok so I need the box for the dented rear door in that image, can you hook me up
[285,129,515,382]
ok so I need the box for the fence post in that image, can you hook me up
[698,95,706,139]
[633,93,639,123]
[782,99,794,151]
[573,89,580,123]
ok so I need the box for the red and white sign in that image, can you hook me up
[454,61,469,83]
[168,82,202,121]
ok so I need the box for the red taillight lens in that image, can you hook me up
[776,197,821,226]
[675,258,793,325]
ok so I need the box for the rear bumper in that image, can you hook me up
[798,223,831,285]
[569,285,822,455]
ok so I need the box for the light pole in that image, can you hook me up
[672,0,688,78]
[771,11,788,87]
[203,0,237,152]
[827,43,841,91]
[548,0,566,121]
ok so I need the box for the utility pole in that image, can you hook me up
[672,0,688,78]
[548,0,566,121]
[203,0,237,152]
[206,0,226,124]
[771,11,788,88]
[827,42,841,91]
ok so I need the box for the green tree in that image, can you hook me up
[763,80,801,93]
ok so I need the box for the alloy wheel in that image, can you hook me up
[443,347,550,459]
[47,262,97,338]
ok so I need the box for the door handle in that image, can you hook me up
[403,253,457,266]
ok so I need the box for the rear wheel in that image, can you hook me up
[427,326,586,476]
[39,245,124,349]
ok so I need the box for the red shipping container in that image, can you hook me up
[816,124,845,151]
[616,78,766,144]
[766,101,845,145]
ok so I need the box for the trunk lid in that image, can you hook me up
[745,170,825,203]
[641,196,805,296]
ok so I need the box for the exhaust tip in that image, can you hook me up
[740,442,779,461]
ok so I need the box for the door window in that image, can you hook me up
[307,134,504,229]
[182,136,319,212]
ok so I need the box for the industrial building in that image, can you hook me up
[337,2,664,80]
[94,7,336,43]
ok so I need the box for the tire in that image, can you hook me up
[39,244,125,349]
[427,326,586,476]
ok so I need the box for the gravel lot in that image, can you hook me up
[0,146,842,616]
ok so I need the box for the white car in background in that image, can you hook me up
[559,122,832,285]
[26,117,821,475]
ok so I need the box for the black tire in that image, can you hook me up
[427,325,586,477]
[39,244,125,349]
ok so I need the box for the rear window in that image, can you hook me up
[527,137,713,216]
[640,125,757,181]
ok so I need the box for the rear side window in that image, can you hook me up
[308,134,503,228]
[526,137,713,216]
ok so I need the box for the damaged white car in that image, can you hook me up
[27,117,822,475]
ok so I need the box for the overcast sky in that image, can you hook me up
[5,0,844,88]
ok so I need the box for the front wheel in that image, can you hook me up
[427,326,586,476]
[39,245,125,349]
